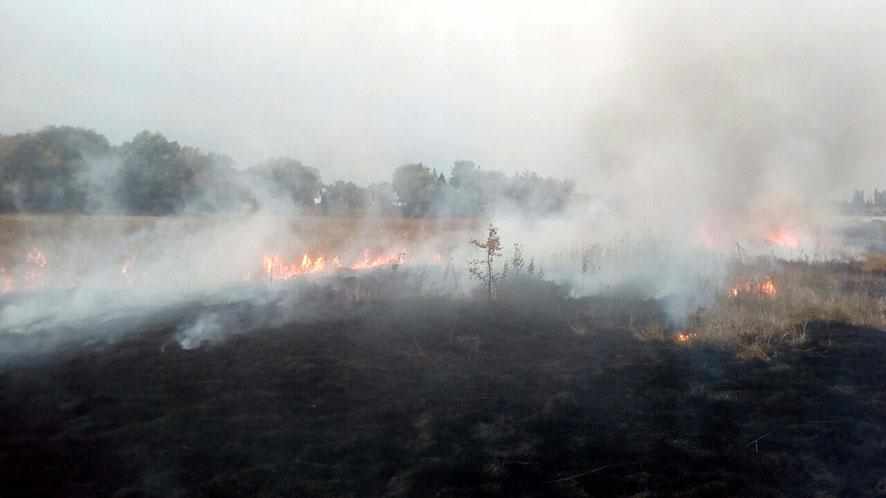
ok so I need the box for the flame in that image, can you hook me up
[766,227,800,249]
[759,277,777,296]
[674,330,696,343]
[261,249,408,281]
[0,245,424,294]
[728,276,777,298]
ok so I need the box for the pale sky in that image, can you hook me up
[3,1,886,195]
[1,1,630,183]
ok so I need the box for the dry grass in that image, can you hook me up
[0,213,479,264]
[863,252,886,273]
[691,258,886,359]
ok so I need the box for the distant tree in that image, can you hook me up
[504,171,575,214]
[116,131,204,214]
[446,160,506,216]
[0,126,112,212]
[0,125,579,217]
[447,162,576,217]
[392,163,436,217]
[249,157,322,210]
[188,154,257,214]
[321,180,368,215]
[366,182,397,215]
[449,160,476,189]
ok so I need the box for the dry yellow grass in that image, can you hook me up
[863,252,886,273]
[0,213,483,293]
[690,258,886,359]
[0,213,480,264]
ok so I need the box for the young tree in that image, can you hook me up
[469,224,504,301]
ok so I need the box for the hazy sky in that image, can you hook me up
[3,1,886,192]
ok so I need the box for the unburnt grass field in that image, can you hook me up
[0,214,478,260]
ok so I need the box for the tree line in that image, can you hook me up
[0,126,576,217]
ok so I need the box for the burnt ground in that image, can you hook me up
[3,295,886,497]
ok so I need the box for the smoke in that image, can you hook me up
[0,204,471,355]
[588,4,886,228]
[486,3,886,319]
[4,2,886,347]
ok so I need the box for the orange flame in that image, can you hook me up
[759,278,777,297]
[729,276,777,298]
[0,245,425,294]
[261,249,408,281]
[674,330,697,343]
[766,228,800,249]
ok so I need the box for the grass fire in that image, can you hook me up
[6,3,886,497]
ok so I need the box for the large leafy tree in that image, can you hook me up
[392,163,436,217]
[446,160,504,216]
[321,181,367,215]
[0,126,578,217]
[249,157,322,210]
[366,182,397,215]
[188,153,257,214]
[505,171,576,215]
[116,131,204,214]
[0,126,111,212]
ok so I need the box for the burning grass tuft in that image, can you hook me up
[690,258,886,359]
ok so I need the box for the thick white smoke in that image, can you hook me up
[3,2,886,347]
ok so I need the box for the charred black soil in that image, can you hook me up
[3,296,886,497]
